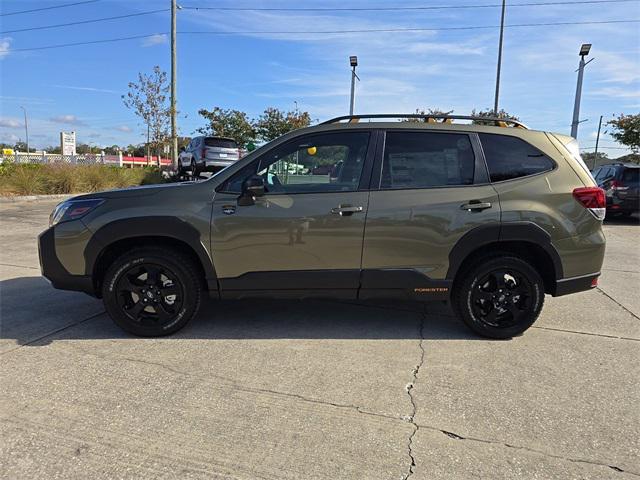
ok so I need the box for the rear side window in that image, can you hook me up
[622,168,639,185]
[205,138,237,148]
[381,132,475,189]
[479,134,554,182]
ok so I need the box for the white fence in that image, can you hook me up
[1,152,171,167]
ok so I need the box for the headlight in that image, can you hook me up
[49,199,104,227]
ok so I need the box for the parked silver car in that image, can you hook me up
[178,136,240,176]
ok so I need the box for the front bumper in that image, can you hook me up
[38,227,96,295]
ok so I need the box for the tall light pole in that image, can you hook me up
[20,106,29,154]
[493,0,506,114]
[349,56,359,116]
[170,0,179,169]
[593,114,603,168]
[571,43,593,138]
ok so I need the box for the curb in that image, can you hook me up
[0,193,84,204]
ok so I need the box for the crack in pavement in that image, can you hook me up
[68,344,404,424]
[415,424,638,477]
[0,262,40,270]
[596,287,640,321]
[532,325,640,342]
[402,313,426,480]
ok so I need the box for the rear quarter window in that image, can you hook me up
[479,133,555,182]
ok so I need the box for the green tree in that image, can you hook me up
[607,113,640,153]
[401,108,454,123]
[44,145,62,154]
[254,107,312,142]
[122,66,170,163]
[196,107,255,147]
[471,108,520,126]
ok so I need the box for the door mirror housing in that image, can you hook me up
[238,175,265,206]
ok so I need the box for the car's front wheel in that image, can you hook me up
[102,247,202,336]
[453,255,544,339]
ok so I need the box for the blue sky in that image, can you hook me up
[1,0,638,155]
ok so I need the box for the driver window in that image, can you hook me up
[223,132,370,194]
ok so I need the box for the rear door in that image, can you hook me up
[621,167,640,208]
[361,129,500,298]
[211,130,376,298]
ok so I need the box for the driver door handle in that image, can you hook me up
[331,205,364,216]
[460,201,492,211]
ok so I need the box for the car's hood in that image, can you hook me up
[72,181,196,200]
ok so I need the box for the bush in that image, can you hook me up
[0,163,168,196]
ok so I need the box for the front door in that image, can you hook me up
[211,130,375,298]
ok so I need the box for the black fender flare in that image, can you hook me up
[446,222,563,280]
[84,216,217,288]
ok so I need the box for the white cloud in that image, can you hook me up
[114,125,132,132]
[49,115,86,125]
[0,37,11,59]
[590,86,640,99]
[0,118,22,128]
[142,34,168,47]
[52,84,118,94]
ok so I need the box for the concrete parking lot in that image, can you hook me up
[1,197,638,479]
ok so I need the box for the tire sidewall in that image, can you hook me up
[102,253,199,337]
[458,257,544,339]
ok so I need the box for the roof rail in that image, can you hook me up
[320,114,529,129]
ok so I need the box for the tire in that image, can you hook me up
[190,160,199,179]
[452,255,545,339]
[102,247,202,337]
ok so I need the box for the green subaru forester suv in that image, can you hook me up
[38,114,606,339]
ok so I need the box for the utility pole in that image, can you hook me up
[170,0,178,170]
[593,114,603,169]
[493,0,506,114]
[571,43,593,138]
[20,106,29,154]
[349,56,359,116]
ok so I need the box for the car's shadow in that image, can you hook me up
[604,212,639,226]
[1,276,479,348]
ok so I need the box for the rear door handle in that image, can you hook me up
[460,201,492,211]
[331,205,364,216]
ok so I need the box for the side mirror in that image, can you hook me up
[238,175,265,206]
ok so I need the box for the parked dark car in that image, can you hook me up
[591,163,640,217]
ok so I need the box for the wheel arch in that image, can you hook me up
[85,217,218,297]
[447,222,563,295]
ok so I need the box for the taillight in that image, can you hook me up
[573,187,606,220]
[610,180,629,191]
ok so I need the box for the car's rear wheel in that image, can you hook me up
[102,247,202,337]
[453,255,544,339]
[190,159,199,179]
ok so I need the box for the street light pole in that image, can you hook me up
[593,114,603,168]
[571,43,593,138]
[493,0,506,114]
[20,106,29,154]
[349,56,359,116]
[170,0,178,170]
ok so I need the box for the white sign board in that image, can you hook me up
[60,131,76,155]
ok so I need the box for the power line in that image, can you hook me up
[0,0,100,17]
[0,9,169,34]
[9,19,640,52]
[181,0,638,11]
[179,19,640,35]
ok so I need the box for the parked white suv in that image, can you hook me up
[178,136,241,176]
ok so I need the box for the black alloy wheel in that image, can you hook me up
[454,255,544,339]
[103,247,202,336]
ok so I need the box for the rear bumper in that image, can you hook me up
[204,159,236,168]
[38,227,96,296]
[552,272,599,296]
[606,195,639,213]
